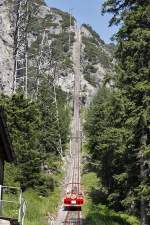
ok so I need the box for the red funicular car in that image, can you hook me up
[63,183,84,210]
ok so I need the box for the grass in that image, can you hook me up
[24,186,60,225]
[82,172,140,225]
[3,162,63,225]
[24,172,63,225]
[1,176,62,225]
[2,191,20,219]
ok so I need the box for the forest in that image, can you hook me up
[83,1,150,225]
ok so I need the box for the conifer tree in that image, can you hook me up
[0,94,43,190]
[102,1,150,224]
[85,1,150,224]
[0,86,70,193]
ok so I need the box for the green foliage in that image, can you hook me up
[1,0,71,200]
[51,8,76,29]
[24,185,61,225]
[84,74,97,87]
[0,94,43,191]
[0,84,69,223]
[83,64,98,87]
[27,5,75,75]
[102,0,150,221]
[84,0,150,223]
[38,79,70,155]
[82,36,113,68]
[53,31,75,53]
[29,34,42,55]
[82,24,105,45]
[24,4,76,105]
[2,191,20,219]
[84,88,134,211]
[82,172,139,225]
[4,163,20,187]
[62,57,73,68]
[0,83,70,193]
[84,64,98,74]
[85,207,139,225]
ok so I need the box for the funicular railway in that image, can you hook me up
[62,29,83,225]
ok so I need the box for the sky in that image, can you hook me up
[45,0,118,43]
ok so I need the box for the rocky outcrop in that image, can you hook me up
[80,24,114,104]
[80,25,92,39]
[0,0,114,103]
[27,5,114,104]
[0,0,14,96]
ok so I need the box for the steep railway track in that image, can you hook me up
[54,28,82,225]
[63,28,82,225]
[64,211,81,225]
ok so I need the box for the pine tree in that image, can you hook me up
[0,94,43,190]
[84,88,131,210]
[102,1,150,224]
[0,86,70,194]
[38,76,70,157]
[85,1,150,223]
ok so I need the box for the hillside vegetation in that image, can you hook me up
[81,24,114,89]
[84,1,150,225]
[0,81,70,222]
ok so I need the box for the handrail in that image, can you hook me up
[0,185,26,225]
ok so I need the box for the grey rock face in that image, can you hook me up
[37,5,51,19]
[79,25,114,104]
[0,0,113,101]
[80,26,92,39]
[29,5,113,104]
[0,0,14,96]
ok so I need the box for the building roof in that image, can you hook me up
[0,107,15,162]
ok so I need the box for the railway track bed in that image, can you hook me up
[64,211,81,225]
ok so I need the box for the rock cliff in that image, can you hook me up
[0,0,114,103]
[0,0,15,95]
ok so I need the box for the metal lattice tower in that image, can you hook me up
[13,0,29,97]
[37,29,63,159]
[13,0,63,158]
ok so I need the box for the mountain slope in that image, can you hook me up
[80,24,114,104]
[26,3,114,104]
[0,0,114,104]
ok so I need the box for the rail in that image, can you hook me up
[64,211,81,225]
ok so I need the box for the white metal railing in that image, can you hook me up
[0,185,26,225]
